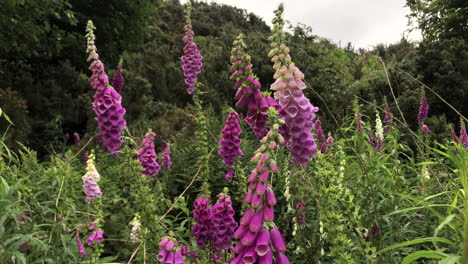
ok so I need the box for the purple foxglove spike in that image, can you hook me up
[95,229,104,243]
[266,189,277,206]
[241,230,258,246]
[452,126,460,143]
[263,204,274,222]
[76,234,87,257]
[417,95,429,123]
[383,104,393,132]
[249,210,263,232]
[162,144,172,169]
[112,64,124,94]
[255,228,271,257]
[137,131,161,177]
[356,111,364,132]
[173,250,184,264]
[249,181,258,190]
[461,124,468,148]
[85,21,126,154]
[218,110,243,181]
[240,208,254,226]
[258,246,273,263]
[315,120,325,142]
[276,252,291,264]
[270,227,286,253]
[158,248,168,262]
[242,246,258,264]
[422,124,430,134]
[226,168,234,181]
[165,240,174,251]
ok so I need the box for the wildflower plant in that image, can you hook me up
[218,109,243,181]
[268,4,320,167]
[137,131,161,177]
[230,34,279,139]
[112,60,124,94]
[181,1,203,94]
[86,20,126,154]
[82,153,102,203]
[232,107,291,263]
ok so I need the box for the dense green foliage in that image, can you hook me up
[1,0,467,263]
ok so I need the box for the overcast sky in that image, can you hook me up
[182,0,421,49]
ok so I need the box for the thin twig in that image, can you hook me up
[127,242,141,264]
[72,135,95,159]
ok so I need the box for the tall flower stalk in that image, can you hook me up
[232,107,290,263]
[86,21,126,154]
[218,110,243,181]
[112,60,124,94]
[181,1,203,94]
[137,131,161,177]
[82,153,102,203]
[268,4,319,167]
[417,92,429,123]
[230,34,279,139]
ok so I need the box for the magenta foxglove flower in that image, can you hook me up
[86,21,126,154]
[191,196,212,249]
[422,124,430,134]
[162,143,172,169]
[383,103,393,132]
[73,132,81,145]
[230,34,279,139]
[218,110,243,181]
[76,233,87,257]
[417,94,429,123]
[356,111,364,132]
[451,125,460,143]
[320,134,334,154]
[158,236,185,263]
[210,194,238,252]
[314,120,325,142]
[112,63,124,94]
[460,123,468,148]
[137,131,161,177]
[270,64,319,167]
[82,153,102,203]
[181,2,203,94]
[232,108,290,263]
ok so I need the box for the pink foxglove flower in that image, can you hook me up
[314,120,325,142]
[158,236,185,263]
[82,153,102,203]
[417,93,429,123]
[320,134,334,154]
[383,103,393,132]
[210,193,238,252]
[230,34,279,139]
[137,131,161,177]
[76,233,87,257]
[112,62,124,94]
[86,21,126,154]
[218,110,243,181]
[191,196,212,249]
[162,143,172,169]
[460,122,468,148]
[451,124,460,143]
[422,124,430,134]
[232,107,290,263]
[356,111,364,132]
[181,2,203,94]
[268,8,319,167]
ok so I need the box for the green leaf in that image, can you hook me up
[439,255,462,264]
[375,237,454,255]
[401,250,446,264]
